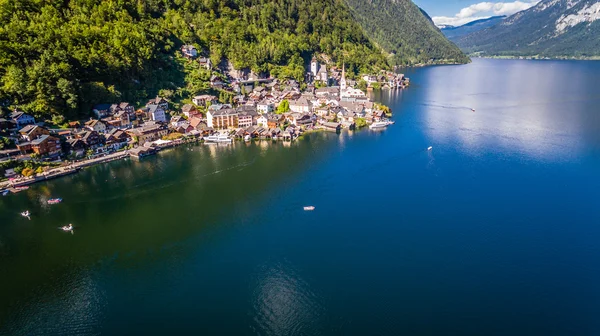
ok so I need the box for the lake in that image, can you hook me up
[1,58,600,335]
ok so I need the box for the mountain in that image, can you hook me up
[441,16,507,40]
[455,0,600,57]
[0,0,390,119]
[343,0,470,65]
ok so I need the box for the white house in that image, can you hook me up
[256,115,268,127]
[310,57,319,77]
[289,98,311,113]
[257,101,274,114]
[148,104,167,123]
[181,45,198,58]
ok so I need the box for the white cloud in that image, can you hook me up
[433,1,540,27]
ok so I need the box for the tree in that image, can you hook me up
[276,100,290,114]
[358,80,367,92]
[21,167,35,177]
[0,137,15,150]
[30,153,40,161]
[355,117,367,128]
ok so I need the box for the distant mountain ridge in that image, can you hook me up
[343,0,470,65]
[441,16,506,40]
[455,0,600,57]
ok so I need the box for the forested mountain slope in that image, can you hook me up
[343,0,470,65]
[0,0,389,119]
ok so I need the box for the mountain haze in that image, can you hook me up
[456,0,600,57]
[343,0,470,65]
[441,16,506,40]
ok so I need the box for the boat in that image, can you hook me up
[1,190,9,196]
[205,134,233,143]
[60,224,74,231]
[303,206,315,211]
[21,210,30,217]
[244,135,251,142]
[48,198,62,204]
[14,186,29,190]
[427,146,433,151]
[369,120,394,129]
[471,108,476,112]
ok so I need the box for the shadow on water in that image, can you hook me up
[0,134,339,330]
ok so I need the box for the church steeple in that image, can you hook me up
[340,63,347,91]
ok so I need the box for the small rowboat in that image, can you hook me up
[60,224,73,231]
[21,210,30,217]
[1,190,9,196]
[427,146,433,151]
[48,198,62,204]
[303,206,315,211]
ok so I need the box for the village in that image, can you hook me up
[0,48,409,189]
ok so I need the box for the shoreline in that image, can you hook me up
[0,121,385,191]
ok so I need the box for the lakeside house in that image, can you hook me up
[31,135,62,157]
[19,125,49,142]
[207,108,238,130]
[148,104,167,123]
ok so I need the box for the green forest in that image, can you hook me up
[0,0,394,120]
[344,0,469,65]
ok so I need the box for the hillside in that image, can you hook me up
[456,0,600,57]
[0,0,389,120]
[441,16,506,41]
[343,0,470,65]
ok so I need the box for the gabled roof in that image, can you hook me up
[182,104,197,113]
[19,125,37,134]
[147,104,163,114]
[31,134,51,145]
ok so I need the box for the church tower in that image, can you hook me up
[340,64,347,91]
[311,57,318,77]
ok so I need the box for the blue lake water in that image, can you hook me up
[1,58,600,335]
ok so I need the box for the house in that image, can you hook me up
[65,138,86,156]
[340,101,364,115]
[295,114,314,127]
[84,119,107,133]
[181,45,198,58]
[289,98,312,113]
[9,111,35,128]
[170,116,187,129]
[192,95,216,107]
[80,130,104,149]
[105,129,130,151]
[257,101,274,114]
[207,108,238,130]
[31,135,61,157]
[129,146,156,159]
[266,113,284,129]
[198,57,212,70]
[321,122,341,132]
[126,124,168,145]
[19,125,49,142]
[146,96,169,110]
[318,64,328,82]
[110,102,135,116]
[148,104,167,123]
[315,87,339,97]
[0,118,12,130]
[236,106,258,128]
[182,104,201,118]
[256,115,268,127]
[210,75,224,89]
[188,117,206,131]
[362,75,378,84]
[113,110,132,127]
[92,104,111,118]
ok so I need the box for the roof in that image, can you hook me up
[211,108,238,117]
[85,119,103,127]
[182,104,196,113]
[19,125,37,134]
[236,105,258,116]
[148,104,163,114]
[31,134,52,145]
[189,117,203,128]
[171,116,184,123]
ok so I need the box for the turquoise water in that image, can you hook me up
[1,58,600,335]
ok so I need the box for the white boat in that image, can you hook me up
[303,206,315,211]
[427,146,433,151]
[369,120,394,129]
[244,135,251,142]
[21,210,30,217]
[205,134,233,143]
[1,190,9,196]
[60,224,74,231]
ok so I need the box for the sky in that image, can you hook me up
[414,0,540,26]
